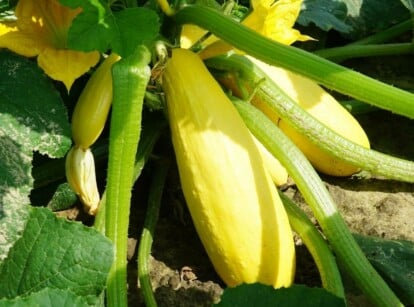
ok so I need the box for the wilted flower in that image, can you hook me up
[0,0,100,90]
[65,146,100,215]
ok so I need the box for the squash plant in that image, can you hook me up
[0,0,414,306]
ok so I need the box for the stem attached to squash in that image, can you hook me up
[105,45,152,307]
[232,98,403,307]
[173,5,414,119]
[138,160,170,307]
[206,54,414,183]
[348,19,413,45]
[279,191,345,299]
[93,112,167,234]
[314,43,414,62]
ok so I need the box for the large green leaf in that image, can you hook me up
[0,50,71,260]
[59,0,160,58]
[298,0,351,33]
[215,284,346,307]
[0,51,71,158]
[354,233,414,305]
[0,207,113,305]
[299,0,409,39]
[0,288,90,307]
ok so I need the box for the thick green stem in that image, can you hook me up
[232,98,402,307]
[206,54,414,183]
[105,46,152,307]
[93,112,167,233]
[279,191,345,299]
[138,160,170,307]
[174,5,414,119]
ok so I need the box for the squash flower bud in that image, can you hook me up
[65,146,100,215]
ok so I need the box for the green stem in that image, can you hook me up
[314,43,414,62]
[348,19,413,45]
[105,46,152,307]
[137,160,170,307]
[93,112,167,234]
[279,191,345,299]
[232,98,402,307]
[338,99,378,115]
[174,5,414,119]
[206,54,414,182]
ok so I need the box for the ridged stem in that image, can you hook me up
[279,191,345,299]
[314,43,414,61]
[105,46,151,307]
[137,160,170,307]
[232,98,402,307]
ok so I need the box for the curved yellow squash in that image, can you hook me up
[247,56,371,177]
[162,48,295,288]
[71,53,121,149]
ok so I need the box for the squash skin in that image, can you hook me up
[247,56,370,176]
[162,48,295,288]
[71,53,121,149]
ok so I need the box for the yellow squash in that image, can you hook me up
[247,56,370,176]
[162,48,295,288]
[71,53,121,149]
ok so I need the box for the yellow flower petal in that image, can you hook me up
[37,48,100,91]
[244,0,312,45]
[15,0,80,48]
[0,0,93,89]
[0,29,49,57]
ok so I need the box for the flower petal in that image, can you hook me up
[0,29,49,57]
[37,48,100,91]
[244,0,311,45]
[15,0,81,48]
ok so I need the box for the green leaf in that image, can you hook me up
[0,50,71,260]
[111,8,160,57]
[343,0,409,39]
[0,207,113,305]
[60,0,114,52]
[298,0,352,33]
[0,141,31,261]
[354,233,414,305]
[299,0,409,39]
[0,288,90,307]
[46,183,78,212]
[0,50,71,158]
[214,284,346,307]
[59,0,160,58]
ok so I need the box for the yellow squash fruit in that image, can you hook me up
[162,48,295,288]
[71,53,121,149]
[247,56,370,176]
[252,134,289,186]
[180,24,218,49]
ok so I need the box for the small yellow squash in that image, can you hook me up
[71,53,121,149]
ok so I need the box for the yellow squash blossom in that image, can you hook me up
[0,0,100,90]
[243,0,310,45]
[181,0,311,57]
